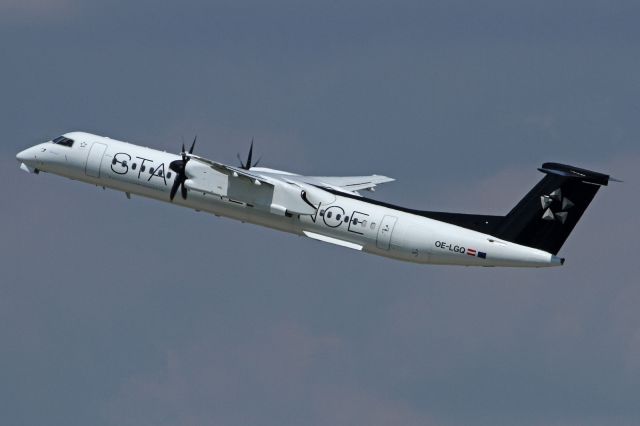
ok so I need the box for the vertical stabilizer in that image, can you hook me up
[495,163,611,254]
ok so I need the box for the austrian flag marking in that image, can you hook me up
[466,248,487,259]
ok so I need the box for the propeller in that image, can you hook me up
[169,136,197,201]
[237,138,261,170]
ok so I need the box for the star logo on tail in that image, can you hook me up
[540,188,574,224]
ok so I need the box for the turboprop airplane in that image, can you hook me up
[16,131,615,267]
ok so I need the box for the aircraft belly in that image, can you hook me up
[417,218,557,267]
[369,213,557,267]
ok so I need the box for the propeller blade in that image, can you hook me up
[169,135,193,202]
[246,139,254,169]
[170,177,181,201]
[181,181,188,199]
[169,159,180,173]
[237,139,260,170]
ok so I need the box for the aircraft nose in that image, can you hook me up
[17,145,43,173]
[16,145,42,163]
[16,148,31,162]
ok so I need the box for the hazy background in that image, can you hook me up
[2,1,639,425]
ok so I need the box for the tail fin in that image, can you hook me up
[495,163,612,255]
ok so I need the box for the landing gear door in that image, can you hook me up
[376,215,397,250]
[85,143,108,178]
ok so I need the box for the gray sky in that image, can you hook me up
[2,1,639,425]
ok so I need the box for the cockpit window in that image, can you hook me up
[52,136,74,147]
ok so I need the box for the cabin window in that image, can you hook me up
[352,218,358,225]
[336,214,341,221]
[370,222,376,230]
[122,160,127,167]
[132,163,137,170]
[149,168,155,174]
[319,209,325,217]
[344,216,349,223]
[167,172,172,179]
[327,211,332,218]
[140,165,146,172]
[111,158,117,165]
[362,220,367,227]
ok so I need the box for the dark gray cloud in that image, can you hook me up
[2,1,639,425]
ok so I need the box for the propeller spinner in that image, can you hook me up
[169,136,196,201]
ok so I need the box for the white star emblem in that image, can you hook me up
[540,188,574,224]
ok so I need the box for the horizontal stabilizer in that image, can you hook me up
[538,162,611,186]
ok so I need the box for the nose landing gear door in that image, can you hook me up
[376,215,397,250]
[85,143,107,178]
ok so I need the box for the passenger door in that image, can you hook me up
[85,143,107,178]
[376,215,397,250]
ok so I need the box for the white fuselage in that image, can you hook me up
[17,132,563,267]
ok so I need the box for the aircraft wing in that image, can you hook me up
[302,174,394,194]
[185,154,331,216]
[187,155,393,194]
[185,154,392,216]
[186,153,275,186]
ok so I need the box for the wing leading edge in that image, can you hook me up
[298,174,394,194]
